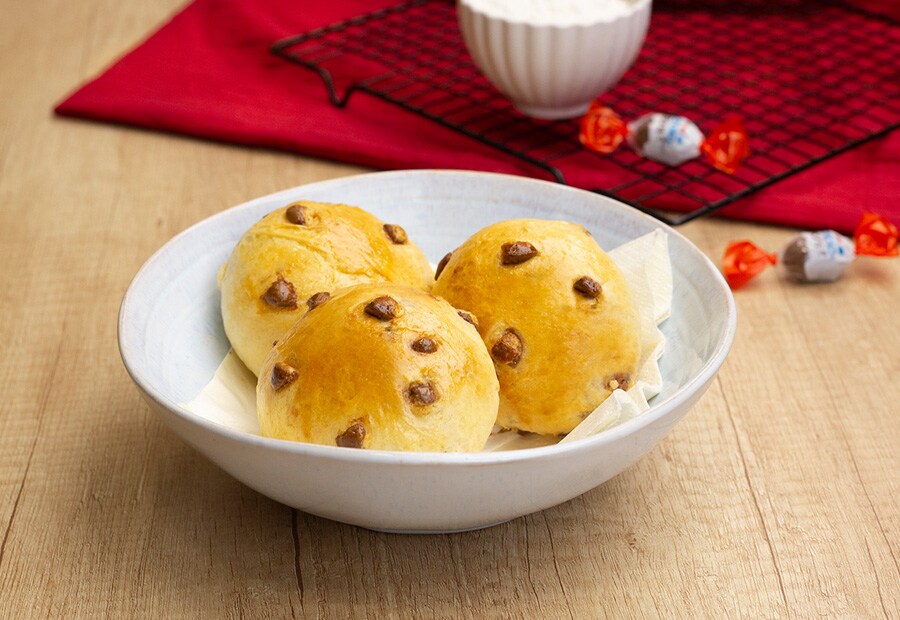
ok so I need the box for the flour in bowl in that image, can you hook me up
[463,0,640,25]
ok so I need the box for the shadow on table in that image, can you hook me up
[69,405,648,616]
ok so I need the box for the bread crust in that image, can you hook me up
[257,283,500,452]
[433,219,640,435]
[219,201,432,375]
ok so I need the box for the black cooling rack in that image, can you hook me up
[271,0,899,225]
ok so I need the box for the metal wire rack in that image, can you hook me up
[271,0,899,225]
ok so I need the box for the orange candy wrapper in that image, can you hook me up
[579,104,628,155]
[855,211,899,257]
[722,212,898,289]
[722,241,778,289]
[579,102,750,174]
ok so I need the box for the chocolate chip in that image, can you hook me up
[306,291,331,310]
[383,223,408,244]
[491,329,523,367]
[271,362,299,391]
[573,276,602,299]
[407,381,438,406]
[364,296,398,320]
[411,337,437,354]
[285,204,307,225]
[336,419,366,448]
[607,372,632,391]
[457,309,478,329]
[501,242,539,265]
[435,252,452,280]
[262,275,298,309]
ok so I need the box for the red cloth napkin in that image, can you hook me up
[55,0,899,233]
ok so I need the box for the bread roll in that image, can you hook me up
[257,283,500,452]
[219,201,432,375]
[432,219,640,435]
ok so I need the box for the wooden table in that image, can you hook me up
[2,1,897,617]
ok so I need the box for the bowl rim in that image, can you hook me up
[457,0,653,28]
[118,169,736,467]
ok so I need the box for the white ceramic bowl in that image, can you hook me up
[457,0,652,119]
[119,170,734,533]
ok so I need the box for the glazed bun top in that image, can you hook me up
[432,218,640,435]
[219,201,433,375]
[256,283,500,452]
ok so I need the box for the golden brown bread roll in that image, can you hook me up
[432,219,640,435]
[256,283,499,452]
[219,201,432,375]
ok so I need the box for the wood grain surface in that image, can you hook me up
[1,1,897,617]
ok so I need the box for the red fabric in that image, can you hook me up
[55,0,899,233]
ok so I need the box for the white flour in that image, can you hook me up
[463,0,640,25]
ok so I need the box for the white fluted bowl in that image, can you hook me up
[457,0,652,119]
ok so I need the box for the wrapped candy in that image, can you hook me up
[722,212,898,289]
[579,101,750,173]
